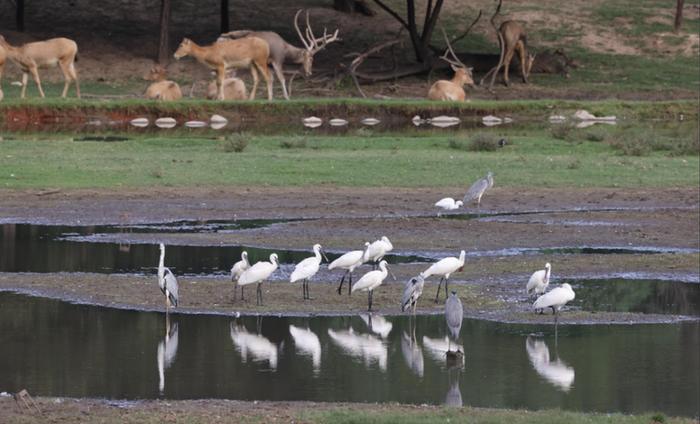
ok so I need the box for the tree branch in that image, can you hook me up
[372,0,409,30]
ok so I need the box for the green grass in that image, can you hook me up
[1,126,697,190]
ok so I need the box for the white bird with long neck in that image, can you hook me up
[526,262,551,297]
[434,197,463,216]
[352,260,395,311]
[533,283,576,321]
[421,250,466,303]
[329,242,370,296]
[290,243,328,300]
[157,243,179,312]
[363,236,393,269]
[230,251,250,301]
[238,253,279,306]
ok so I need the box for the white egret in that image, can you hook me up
[329,242,370,296]
[230,251,250,301]
[289,325,321,373]
[352,260,395,311]
[421,250,466,303]
[238,253,279,306]
[157,243,179,312]
[445,291,463,354]
[290,244,328,300]
[526,336,575,392]
[363,236,393,269]
[434,197,463,216]
[463,171,494,207]
[526,262,552,297]
[401,275,425,315]
[533,283,576,321]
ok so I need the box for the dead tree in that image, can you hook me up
[674,0,685,32]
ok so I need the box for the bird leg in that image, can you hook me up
[256,283,263,306]
[348,272,353,296]
[434,277,444,303]
[444,278,449,301]
[367,290,373,311]
[241,286,245,301]
[337,271,348,295]
[233,283,238,302]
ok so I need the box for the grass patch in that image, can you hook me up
[221,133,250,153]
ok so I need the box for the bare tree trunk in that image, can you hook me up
[221,0,230,33]
[158,0,171,64]
[674,0,685,32]
[16,0,24,32]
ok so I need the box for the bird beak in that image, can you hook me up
[321,249,329,263]
[388,266,397,281]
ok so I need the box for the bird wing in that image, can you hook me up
[291,257,319,282]
[533,286,574,309]
[526,270,545,293]
[165,272,179,307]
[445,297,464,329]
[352,270,380,292]
[435,198,453,208]
[463,177,489,202]
[329,250,362,270]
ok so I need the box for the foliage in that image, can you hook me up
[221,133,249,153]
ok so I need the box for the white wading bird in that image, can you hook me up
[463,171,494,207]
[158,243,179,312]
[290,243,328,300]
[401,275,425,315]
[329,242,370,296]
[533,283,576,322]
[352,260,395,311]
[364,236,393,269]
[526,262,552,297]
[445,291,463,354]
[434,197,463,216]
[230,251,250,301]
[238,253,279,306]
[421,250,466,303]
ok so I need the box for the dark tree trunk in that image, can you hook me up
[674,0,684,32]
[16,0,25,32]
[334,0,375,15]
[221,0,230,33]
[158,0,171,64]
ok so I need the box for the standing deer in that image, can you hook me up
[427,30,474,101]
[0,35,80,98]
[483,20,535,87]
[218,9,340,100]
[143,64,183,101]
[174,37,272,100]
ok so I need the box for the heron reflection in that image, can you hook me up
[422,336,464,367]
[157,317,179,394]
[359,313,393,338]
[445,366,463,407]
[289,325,321,374]
[400,330,424,378]
[229,322,279,370]
[526,336,575,392]
[327,327,387,371]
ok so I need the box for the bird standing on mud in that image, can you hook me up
[352,260,395,311]
[401,275,425,315]
[533,283,576,323]
[364,236,393,269]
[230,251,250,301]
[238,253,279,306]
[421,250,466,303]
[463,171,494,207]
[526,262,552,298]
[157,243,179,312]
[329,242,370,295]
[290,243,328,300]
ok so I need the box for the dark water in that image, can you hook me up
[0,292,697,416]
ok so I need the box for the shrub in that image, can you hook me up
[550,124,574,140]
[222,132,249,153]
[584,128,607,142]
[280,137,307,149]
[467,133,499,151]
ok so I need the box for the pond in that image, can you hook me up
[0,292,697,417]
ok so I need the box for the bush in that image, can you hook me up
[280,137,308,149]
[447,139,468,151]
[584,128,607,142]
[222,133,249,153]
[467,133,499,151]
[607,133,651,156]
[550,124,574,140]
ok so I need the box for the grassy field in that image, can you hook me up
[1,123,697,190]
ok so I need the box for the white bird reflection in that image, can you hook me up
[289,325,321,374]
[359,313,393,338]
[400,331,424,378]
[422,336,464,366]
[526,336,575,392]
[157,319,179,394]
[229,323,279,370]
[327,328,388,372]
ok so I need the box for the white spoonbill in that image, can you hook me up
[445,291,463,354]
[526,262,551,297]
[401,275,425,315]
[238,253,279,306]
[290,244,328,300]
[352,260,395,311]
[230,251,250,301]
[533,283,576,321]
[329,242,370,296]
[463,171,494,207]
[435,197,463,216]
[364,236,393,269]
[157,243,179,312]
[421,250,466,303]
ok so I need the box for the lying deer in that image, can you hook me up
[206,70,247,100]
[143,64,182,101]
[484,20,535,87]
[0,35,80,98]
[427,30,474,101]
[174,37,272,100]
[218,9,340,100]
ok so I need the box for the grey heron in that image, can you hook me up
[463,171,494,207]
[445,291,463,354]
[533,283,576,323]
[157,243,179,312]
[401,275,425,315]
[290,243,329,300]
[526,262,552,298]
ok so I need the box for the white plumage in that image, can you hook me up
[329,242,369,295]
[290,244,327,299]
[157,243,179,310]
[435,197,463,212]
[526,336,575,392]
[421,250,466,303]
[360,313,393,338]
[352,260,392,311]
[157,321,179,394]
[231,251,250,282]
[533,283,575,316]
[526,262,551,296]
[229,323,279,369]
[363,236,393,265]
[289,325,322,372]
[327,328,388,372]
[238,253,279,305]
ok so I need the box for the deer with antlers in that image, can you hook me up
[427,30,475,101]
[218,9,340,100]
[0,35,80,98]
[174,36,272,100]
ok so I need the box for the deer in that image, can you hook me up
[143,64,183,101]
[427,30,475,101]
[206,70,247,100]
[495,20,535,86]
[174,36,272,101]
[218,9,340,100]
[0,35,80,99]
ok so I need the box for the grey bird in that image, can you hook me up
[445,291,463,353]
[162,267,179,308]
[463,171,494,207]
[401,275,425,315]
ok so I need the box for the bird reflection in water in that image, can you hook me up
[157,316,179,394]
[229,321,280,370]
[359,313,393,339]
[445,364,463,407]
[289,324,321,374]
[525,335,575,392]
[327,327,388,372]
[400,330,424,378]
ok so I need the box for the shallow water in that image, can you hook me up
[0,292,697,416]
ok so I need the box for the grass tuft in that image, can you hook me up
[222,133,249,153]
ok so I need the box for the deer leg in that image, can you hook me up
[29,66,45,98]
[21,72,28,98]
[517,42,529,84]
[248,65,259,100]
[59,60,72,98]
[503,47,515,87]
[216,66,226,100]
[70,61,80,98]
[272,62,289,100]
[257,60,273,101]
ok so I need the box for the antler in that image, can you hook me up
[440,28,467,69]
[294,9,340,55]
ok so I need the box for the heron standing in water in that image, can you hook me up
[445,291,463,354]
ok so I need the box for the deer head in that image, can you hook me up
[144,64,168,82]
[294,9,340,77]
[173,38,193,59]
[441,29,475,88]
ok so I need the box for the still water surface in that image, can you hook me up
[0,292,697,416]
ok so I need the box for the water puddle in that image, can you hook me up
[0,292,696,416]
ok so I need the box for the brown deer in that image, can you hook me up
[143,65,183,101]
[174,37,272,100]
[483,20,535,87]
[0,35,80,98]
[427,30,474,101]
[206,70,247,100]
[218,9,340,100]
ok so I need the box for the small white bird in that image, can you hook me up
[238,253,279,306]
[290,244,328,300]
[434,197,463,216]
[363,236,393,269]
[352,260,395,311]
[421,250,466,303]
[526,262,552,297]
[329,242,370,296]
[157,243,179,311]
[533,283,576,321]
[230,251,250,301]
[401,275,425,315]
